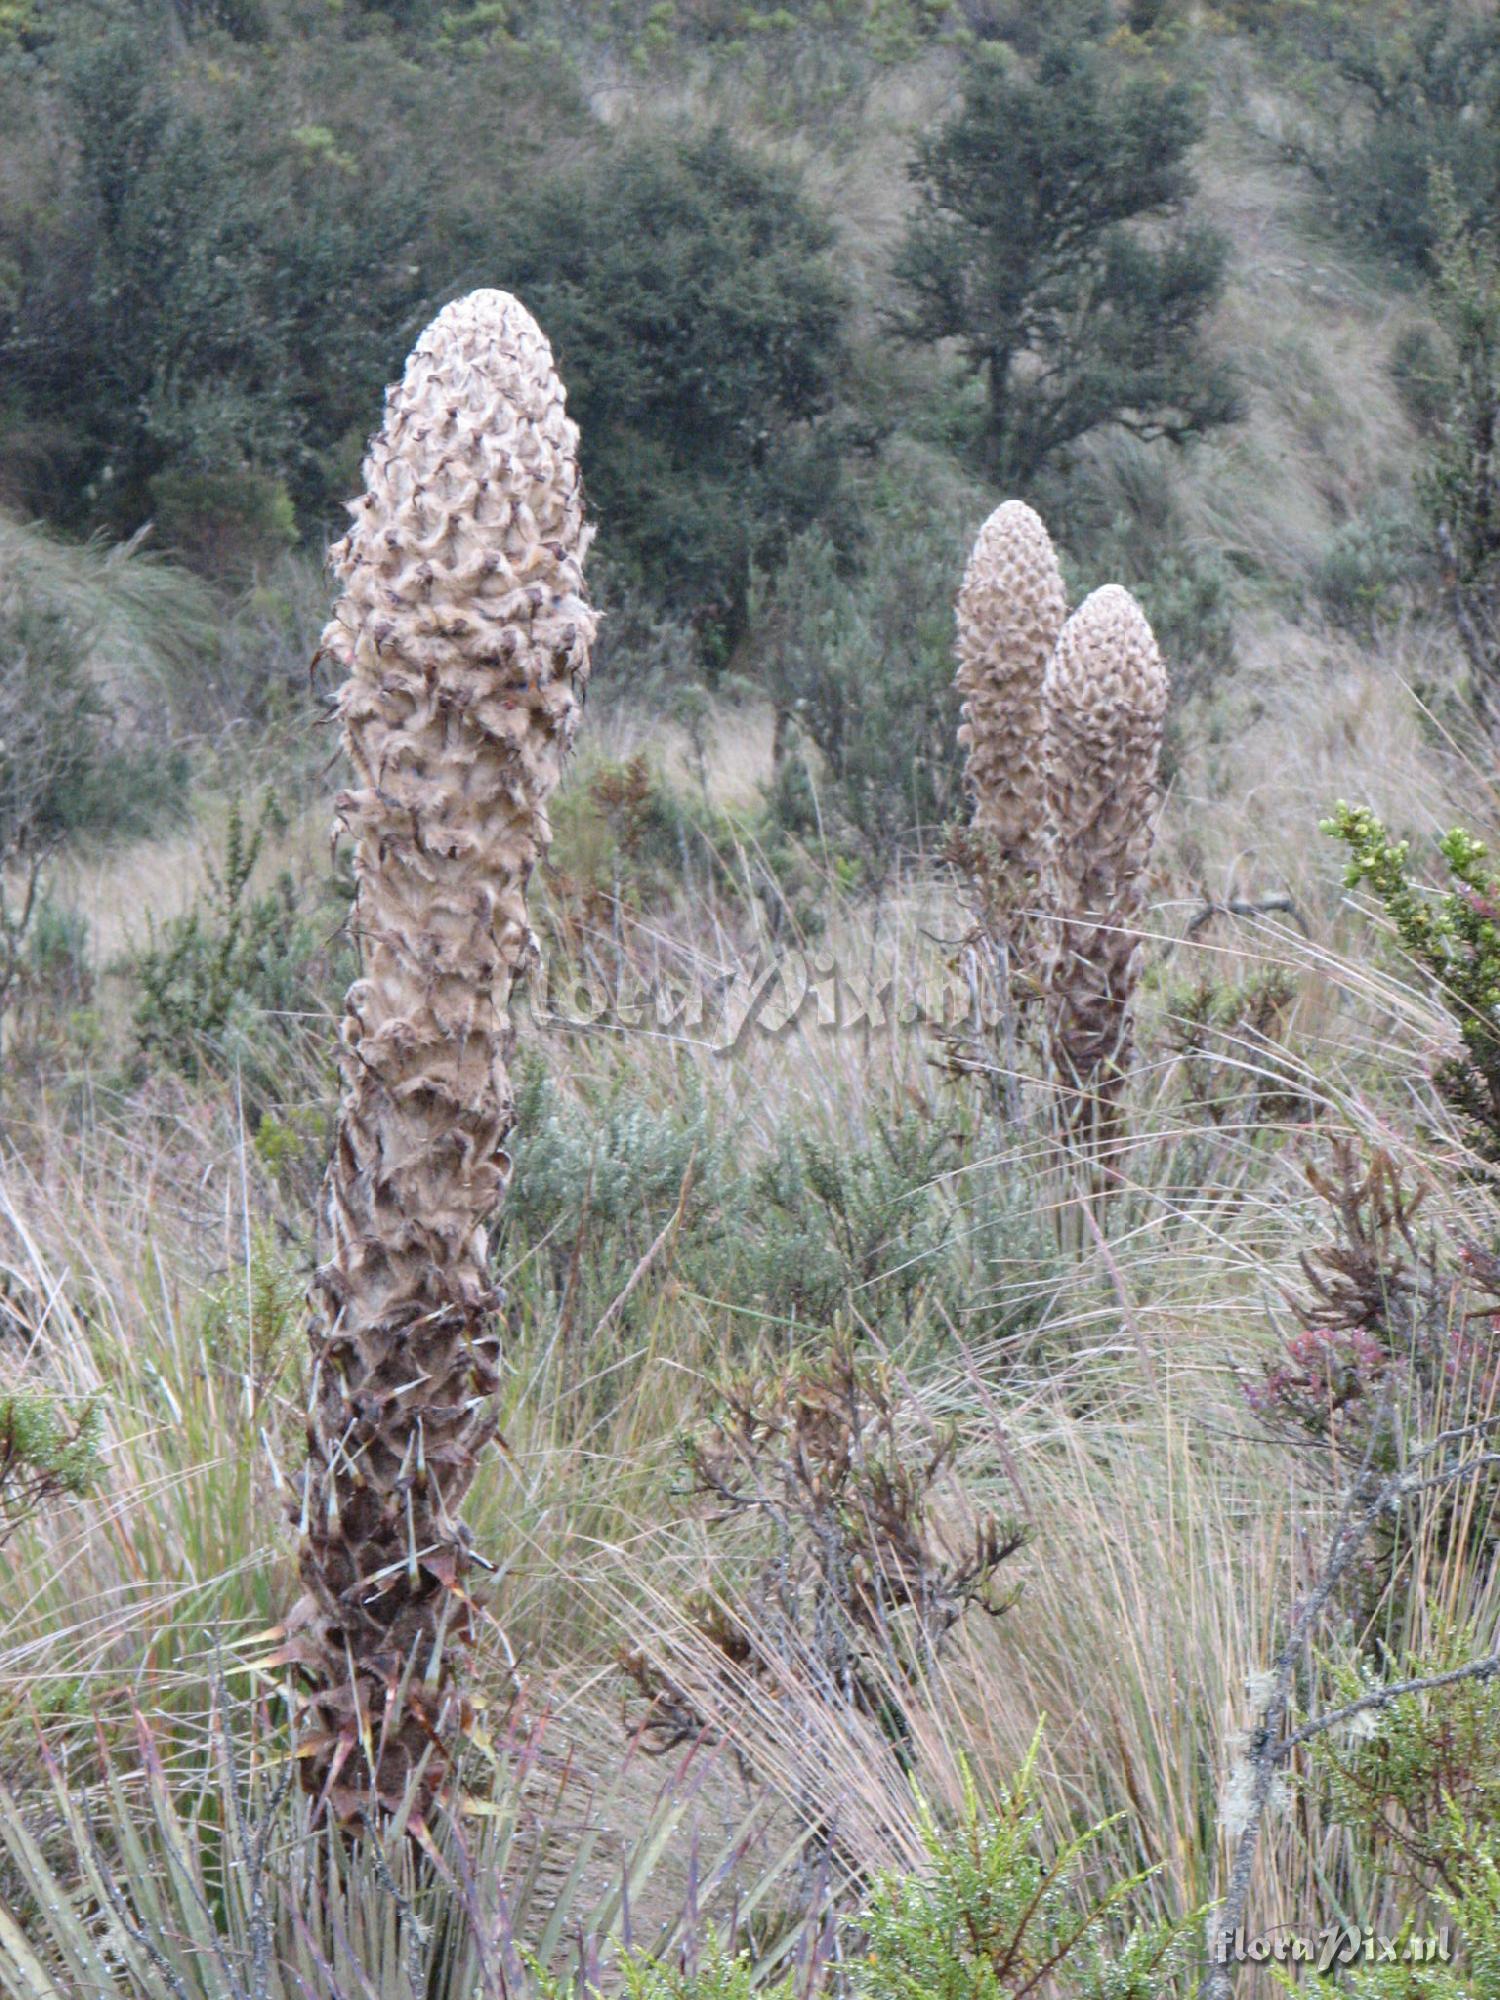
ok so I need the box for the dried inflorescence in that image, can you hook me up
[1040,583,1167,1155]
[953,501,1068,952]
[285,290,595,1820]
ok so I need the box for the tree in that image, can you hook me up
[892,40,1237,483]
[499,130,852,653]
[0,26,427,560]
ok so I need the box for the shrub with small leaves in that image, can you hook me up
[730,1115,962,1338]
[1306,1628,1500,1898]
[1246,1144,1496,1454]
[0,1388,102,1547]
[579,1942,795,2000]
[1245,1141,1500,1632]
[1292,1817,1500,1999]
[131,791,340,1089]
[1324,803,1500,1161]
[624,1344,1026,1772]
[858,1740,1203,2000]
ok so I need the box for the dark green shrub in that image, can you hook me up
[1411,172,1500,716]
[148,464,297,580]
[1,27,426,551]
[1309,1629,1500,1897]
[0,1389,103,1548]
[893,36,1237,481]
[1392,322,1450,439]
[498,128,853,652]
[1276,3,1500,271]
[728,1115,960,1336]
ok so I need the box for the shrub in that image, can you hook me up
[1274,3,1500,271]
[1316,505,1424,637]
[858,1740,1202,2000]
[0,1387,102,1548]
[1411,170,1500,718]
[893,36,1237,482]
[755,461,978,875]
[1292,1640,1500,1997]
[1308,1628,1500,1897]
[148,463,298,580]
[727,1115,962,1338]
[1244,1141,1500,1631]
[624,1343,1027,1779]
[131,792,337,1089]
[606,1944,795,2000]
[1324,805,1500,1162]
[502,1059,720,1343]
[499,129,852,652]
[1,27,426,548]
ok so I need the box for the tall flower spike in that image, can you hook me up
[1041,584,1167,1164]
[288,290,595,1822]
[954,500,1068,959]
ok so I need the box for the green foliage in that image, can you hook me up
[502,1059,720,1349]
[755,458,976,871]
[149,463,298,579]
[1324,803,1500,1160]
[859,1742,1202,2000]
[1307,1629,1500,1896]
[1296,1792,1500,1992]
[1274,2,1500,271]
[499,129,852,650]
[198,1227,305,1394]
[610,1942,795,2000]
[893,38,1237,481]
[0,1388,102,1546]
[508,1053,1050,1352]
[728,1114,960,1335]
[131,792,338,1087]
[0,26,426,549]
[1315,503,1424,638]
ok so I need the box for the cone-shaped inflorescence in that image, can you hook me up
[288,290,594,1822]
[1041,584,1166,1160]
[954,500,1068,956]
